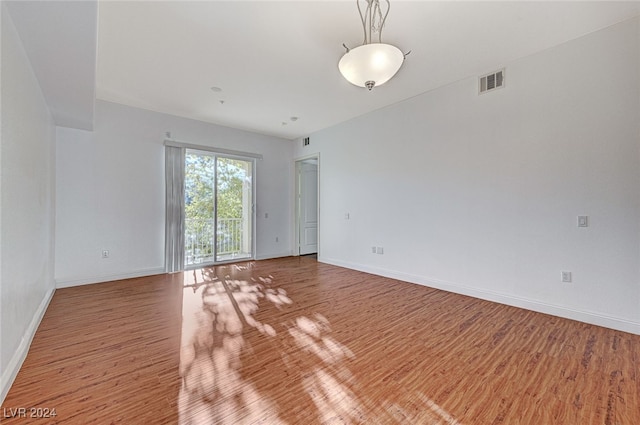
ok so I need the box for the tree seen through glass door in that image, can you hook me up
[184,152,253,266]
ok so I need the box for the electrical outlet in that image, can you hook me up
[376,247,384,255]
[265,212,269,219]
[561,271,572,283]
[371,246,377,253]
[102,250,109,259]
[275,236,279,242]
[345,213,350,220]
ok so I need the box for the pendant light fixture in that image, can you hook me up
[338,0,407,90]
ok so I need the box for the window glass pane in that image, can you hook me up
[216,157,253,262]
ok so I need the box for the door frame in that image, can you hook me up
[294,153,320,257]
[184,149,257,269]
[214,154,257,265]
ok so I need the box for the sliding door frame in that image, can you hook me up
[183,148,257,269]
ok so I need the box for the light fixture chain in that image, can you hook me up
[357,0,391,45]
[376,0,391,43]
[357,0,368,45]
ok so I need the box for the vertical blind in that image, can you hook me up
[164,145,186,273]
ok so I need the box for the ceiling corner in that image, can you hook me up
[6,0,98,131]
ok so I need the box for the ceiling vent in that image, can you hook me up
[479,69,505,94]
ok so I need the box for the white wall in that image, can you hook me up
[1,4,57,401]
[55,100,292,287]
[295,18,640,334]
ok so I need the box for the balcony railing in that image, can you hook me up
[185,217,247,265]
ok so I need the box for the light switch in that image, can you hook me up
[577,216,588,228]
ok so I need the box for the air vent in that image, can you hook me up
[303,137,310,146]
[479,69,505,94]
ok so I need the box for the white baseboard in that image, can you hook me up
[1,287,55,404]
[55,267,165,288]
[319,257,640,336]
[56,257,303,288]
[255,251,293,261]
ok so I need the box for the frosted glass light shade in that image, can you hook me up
[338,43,404,89]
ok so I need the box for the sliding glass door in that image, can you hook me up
[215,156,253,262]
[184,150,254,267]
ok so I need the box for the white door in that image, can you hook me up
[298,161,318,255]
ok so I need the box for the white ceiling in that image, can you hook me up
[8,1,640,140]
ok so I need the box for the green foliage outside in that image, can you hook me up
[185,154,250,260]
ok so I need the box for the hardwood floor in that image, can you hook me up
[2,256,639,424]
